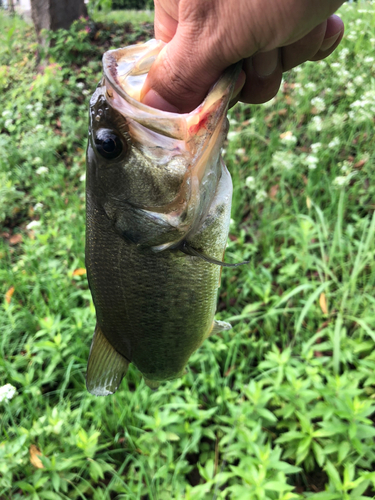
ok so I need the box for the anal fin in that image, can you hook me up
[86,324,129,396]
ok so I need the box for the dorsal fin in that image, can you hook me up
[179,241,249,268]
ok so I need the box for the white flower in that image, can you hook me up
[5,119,13,128]
[354,76,364,86]
[235,148,246,156]
[305,155,319,170]
[255,190,267,203]
[311,96,326,113]
[228,118,238,126]
[76,82,85,89]
[227,131,239,141]
[340,161,351,173]
[310,116,323,132]
[338,69,350,81]
[82,89,90,96]
[339,48,350,60]
[333,176,348,187]
[305,82,317,92]
[80,173,86,182]
[26,220,41,230]
[328,137,340,148]
[33,202,44,210]
[272,150,296,170]
[0,384,17,403]
[350,99,366,109]
[245,176,256,189]
[311,142,322,153]
[1,110,11,117]
[280,131,297,146]
[330,113,347,128]
[230,218,235,227]
[26,104,34,110]
[346,82,355,97]
[35,124,44,131]
[364,56,374,64]
[36,166,49,175]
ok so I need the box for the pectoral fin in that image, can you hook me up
[86,324,129,396]
[180,241,249,268]
[209,320,232,337]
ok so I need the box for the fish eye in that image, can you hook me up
[94,129,124,160]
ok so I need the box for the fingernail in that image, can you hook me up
[320,31,341,52]
[252,49,278,77]
[142,88,180,113]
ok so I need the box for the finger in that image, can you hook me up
[239,50,283,105]
[310,14,344,61]
[228,70,246,109]
[281,21,327,72]
[142,30,225,113]
[154,0,179,42]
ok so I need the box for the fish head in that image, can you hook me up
[87,39,240,249]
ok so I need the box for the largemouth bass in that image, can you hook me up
[86,39,243,395]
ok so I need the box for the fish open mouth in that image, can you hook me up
[102,39,241,144]
[101,40,241,247]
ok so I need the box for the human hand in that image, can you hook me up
[142,0,345,113]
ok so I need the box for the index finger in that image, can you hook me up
[154,0,179,42]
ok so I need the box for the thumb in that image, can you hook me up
[141,33,226,113]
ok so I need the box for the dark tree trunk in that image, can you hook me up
[30,0,87,34]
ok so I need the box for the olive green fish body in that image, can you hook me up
[86,166,231,382]
[86,40,239,395]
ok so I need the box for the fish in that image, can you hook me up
[85,39,245,395]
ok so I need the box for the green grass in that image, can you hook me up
[1,4,375,499]
[92,9,154,25]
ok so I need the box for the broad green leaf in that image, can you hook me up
[338,441,351,464]
[264,481,294,492]
[325,461,342,490]
[16,481,35,493]
[272,461,301,474]
[312,440,325,467]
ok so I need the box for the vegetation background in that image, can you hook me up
[0,2,375,499]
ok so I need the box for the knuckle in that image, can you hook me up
[160,50,199,100]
